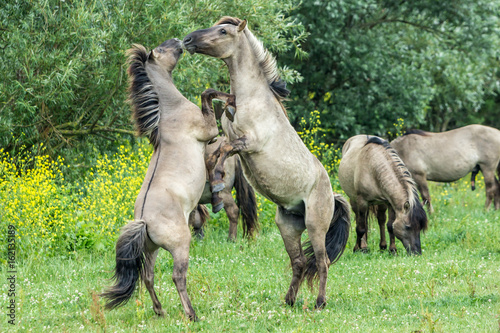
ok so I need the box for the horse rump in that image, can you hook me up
[101,220,149,309]
[303,194,351,286]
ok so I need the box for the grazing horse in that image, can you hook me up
[390,125,500,212]
[101,39,236,321]
[338,135,428,254]
[183,17,350,309]
[189,137,259,241]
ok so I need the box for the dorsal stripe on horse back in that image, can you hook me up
[213,16,290,102]
[404,129,428,136]
[126,44,160,149]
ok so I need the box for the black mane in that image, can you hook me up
[126,44,160,149]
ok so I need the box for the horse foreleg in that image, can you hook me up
[376,204,388,251]
[353,200,369,253]
[387,208,397,254]
[275,207,306,307]
[201,88,236,121]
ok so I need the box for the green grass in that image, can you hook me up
[2,177,499,332]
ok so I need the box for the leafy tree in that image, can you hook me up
[284,0,500,142]
[0,0,306,159]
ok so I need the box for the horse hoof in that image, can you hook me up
[211,182,225,193]
[315,299,326,309]
[212,202,224,213]
[225,105,236,122]
[155,309,166,317]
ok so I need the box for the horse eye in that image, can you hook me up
[220,29,227,35]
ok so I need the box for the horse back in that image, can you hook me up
[391,124,500,182]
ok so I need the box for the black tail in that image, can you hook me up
[303,194,351,286]
[101,220,148,309]
[234,157,259,238]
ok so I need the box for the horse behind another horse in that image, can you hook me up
[189,137,258,241]
[391,124,500,212]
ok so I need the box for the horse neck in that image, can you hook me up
[146,64,187,109]
[223,35,271,101]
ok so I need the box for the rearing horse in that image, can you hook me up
[101,39,236,321]
[183,17,350,309]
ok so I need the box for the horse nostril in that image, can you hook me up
[183,36,192,45]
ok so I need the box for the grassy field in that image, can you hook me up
[1,176,499,332]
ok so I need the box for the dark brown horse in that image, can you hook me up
[101,39,236,321]
[391,125,500,212]
[189,137,258,241]
[183,17,350,309]
[339,135,428,254]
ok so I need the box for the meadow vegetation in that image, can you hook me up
[0,116,499,332]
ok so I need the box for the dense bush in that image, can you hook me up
[0,0,305,160]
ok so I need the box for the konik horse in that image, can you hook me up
[183,17,350,309]
[101,39,236,321]
[338,135,428,254]
[189,136,258,241]
[390,125,500,212]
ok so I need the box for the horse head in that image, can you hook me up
[148,38,183,72]
[183,16,247,58]
[390,199,428,255]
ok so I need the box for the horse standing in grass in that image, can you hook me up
[390,125,500,213]
[101,39,236,321]
[183,17,350,309]
[189,136,258,241]
[338,135,428,254]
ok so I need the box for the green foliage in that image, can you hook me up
[284,0,500,141]
[0,0,306,159]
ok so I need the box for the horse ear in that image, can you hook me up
[151,49,160,59]
[238,19,247,32]
[148,50,155,60]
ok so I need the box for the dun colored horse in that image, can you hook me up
[390,125,500,212]
[101,39,236,321]
[189,136,258,241]
[183,17,350,309]
[338,135,428,254]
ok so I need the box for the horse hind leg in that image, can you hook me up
[220,190,239,241]
[481,167,499,210]
[142,246,165,316]
[208,137,248,213]
[275,207,306,307]
[148,216,197,321]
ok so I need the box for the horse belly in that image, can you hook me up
[239,150,316,207]
[425,155,476,182]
